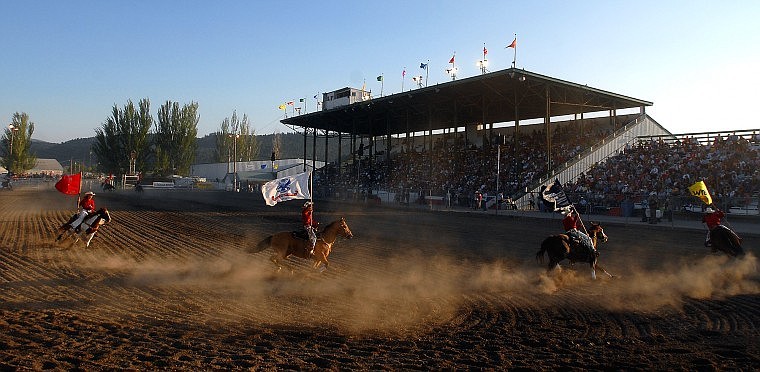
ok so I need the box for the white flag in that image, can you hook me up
[261,171,311,206]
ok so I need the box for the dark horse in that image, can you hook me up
[56,207,112,247]
[536,222,614,280]
[248,218,353,272]
[710,225,744,257]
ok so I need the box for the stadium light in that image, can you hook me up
[7,124,19,173]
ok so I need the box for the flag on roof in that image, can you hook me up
[278,104,285,110]
[449,54,455,64]
[484,46,488,56]
[506,37,516,49]
[286,101,294,105]
[55,172,81,196]
[420,62,428,69]
[376,75,383,81]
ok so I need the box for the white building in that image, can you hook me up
[322,87,370,111]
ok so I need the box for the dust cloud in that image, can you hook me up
[76,238,758,336]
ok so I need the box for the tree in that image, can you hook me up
[92,99,153,175]
[214,110,259,163]
[154,101,199,176]
[2,112,36,174]
[271,132,282,167]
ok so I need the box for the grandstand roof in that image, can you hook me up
[281,68,653,136]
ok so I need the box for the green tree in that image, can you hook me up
[214,110,259,163]
[92,99,153,175]
[2,112,37,174]
[154,101,199,176]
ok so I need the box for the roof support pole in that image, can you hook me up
[545,85,552,175]
[337,131,342,178]
[302,127,308,172]
[323,129,329,178]
[386,114,391,181]
[311,127,317,174]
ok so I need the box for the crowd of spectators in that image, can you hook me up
[318,118,759,213]
[562,133,760,210]
[319,121,613,206]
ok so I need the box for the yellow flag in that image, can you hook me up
[688,181,712,205]
[278,104,286,110]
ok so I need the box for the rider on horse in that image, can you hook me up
[562,206,597,257]
[61,191,96,232]
[302,201,317,256]
[703,205,742,249]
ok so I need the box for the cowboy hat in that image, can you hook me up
[84,191,95,196]
[705,207,715,213]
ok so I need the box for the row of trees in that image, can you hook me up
[1,112,36,175]
[3,102,263,178]
[92,99,260,177]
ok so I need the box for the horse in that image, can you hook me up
[709,225,745,257]
[101,182,115,192]
[248,217,353,272]
[56,207,112,247]
[536,222,614,280]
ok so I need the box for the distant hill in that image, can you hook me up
[30,132,355,169]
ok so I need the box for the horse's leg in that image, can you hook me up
[269,254,283,271]
[595,263,614,278]
[85,232,95,247]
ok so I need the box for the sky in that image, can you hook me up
[2,1,759,143]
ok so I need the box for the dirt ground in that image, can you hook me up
[1,188,758,370]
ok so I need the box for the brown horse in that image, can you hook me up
[249,217,353,272]
[709,225,745,257]
[536,222,614,280]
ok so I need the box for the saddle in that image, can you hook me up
[292,229,320,241]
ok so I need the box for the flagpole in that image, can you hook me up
[512,34,517,68]
[401,67,406,92]
[425,59,429,87]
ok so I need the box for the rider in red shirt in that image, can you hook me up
[62,191,96,232]
[702,205,740,248]
[562,207,597,256]
[302,201,317,255]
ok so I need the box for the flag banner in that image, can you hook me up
[55,172,82,196]
[507,38,516,48]
[688,180,713,205]
[261,171,311,206]
[542,178,571,211]
[420,63,428,69]
[449,55,455,64]
[278,104,286,110]
[299,98,304,102]
[402,69,406,77]
[376,75,383,81]
[484,46,488,55]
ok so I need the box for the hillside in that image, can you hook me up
[30,132,355,168]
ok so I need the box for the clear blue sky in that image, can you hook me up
[2,1,759,143]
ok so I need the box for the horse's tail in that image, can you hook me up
[248,236,272,254]
[536,238,550,264]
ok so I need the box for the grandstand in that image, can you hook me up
[281,67,759,217]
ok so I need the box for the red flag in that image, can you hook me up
[55,173,82,196]
[506,38,516,49]
[402,69,406,77]
[449,54,455,64]
[484,46,488,56]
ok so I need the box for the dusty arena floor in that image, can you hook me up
[1,189,758,370]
